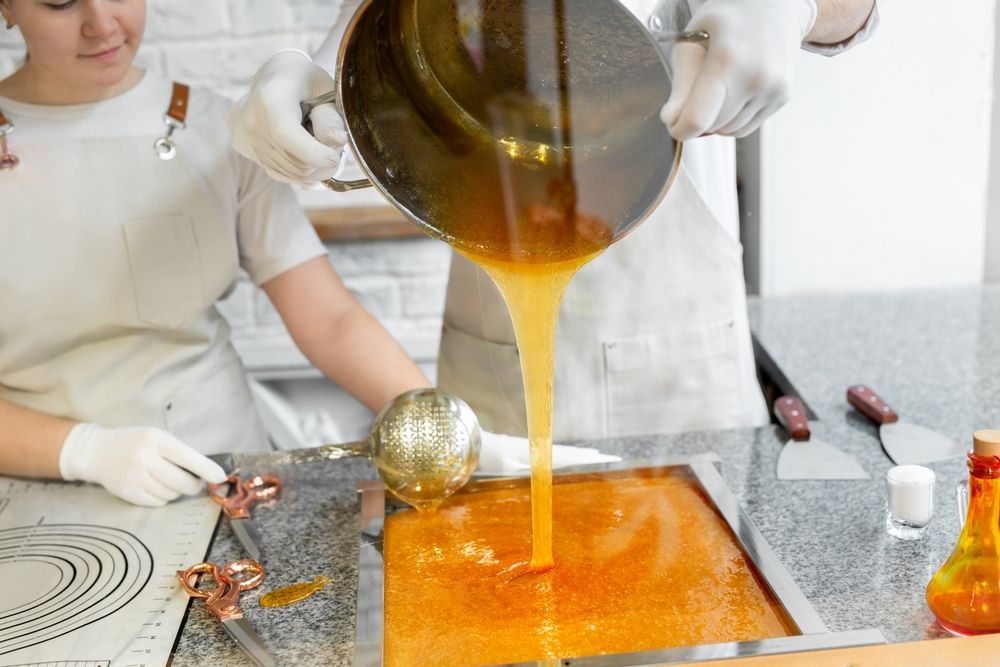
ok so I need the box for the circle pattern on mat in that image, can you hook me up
[0,523,153,655]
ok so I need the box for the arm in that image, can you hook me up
[0,398,72,478]
[0,399,224,505]
[263,256,432,413]
[808,0,876,46]
[312,0,364,72]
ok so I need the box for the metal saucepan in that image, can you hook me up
[301,0,706,260]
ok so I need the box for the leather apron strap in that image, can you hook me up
[166,82,190,123]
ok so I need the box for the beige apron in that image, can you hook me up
[0,118,268,454]
[437,163,769,441]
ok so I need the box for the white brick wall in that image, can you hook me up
[1,1,451,441]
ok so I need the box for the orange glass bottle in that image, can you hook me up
[926,429,1000,635]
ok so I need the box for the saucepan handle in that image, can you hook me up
[300,90,371,193]
[646,25,710,45]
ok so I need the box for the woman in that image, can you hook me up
[0,0,430,506]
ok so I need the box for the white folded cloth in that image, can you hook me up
[477,431,621,475]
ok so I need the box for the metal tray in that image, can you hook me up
[354,453,884,666]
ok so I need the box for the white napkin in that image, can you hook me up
[477,431,621,475]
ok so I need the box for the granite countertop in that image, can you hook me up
[172,285,1000,665]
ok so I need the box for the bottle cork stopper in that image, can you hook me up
[973,429,1000,457]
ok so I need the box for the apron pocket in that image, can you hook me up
[603,319,742,436]
[123,214,203,328]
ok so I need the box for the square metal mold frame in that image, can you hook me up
[354,453,884,666]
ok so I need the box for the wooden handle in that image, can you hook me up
[847,385,899,424]
[773,396,810,441]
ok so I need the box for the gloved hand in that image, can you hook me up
[227,49,348,183]
[660,0,817,140]
[59,423,227,507]
[477,431,621,476]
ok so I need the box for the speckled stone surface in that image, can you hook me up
[171,286,1000,665]
[170,458,371,666]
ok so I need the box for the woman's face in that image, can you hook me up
[1,0,146,90]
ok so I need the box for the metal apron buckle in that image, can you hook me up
[154,116,184,160]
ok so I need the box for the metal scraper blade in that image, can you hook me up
[777,439,870,480]
[880,421,966,466]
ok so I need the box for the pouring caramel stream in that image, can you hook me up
[454,0,612,570]
[465,243,604,570]
[359,0,668,571]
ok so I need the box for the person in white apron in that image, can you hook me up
[227,0,878,441]
[0,0,430,506]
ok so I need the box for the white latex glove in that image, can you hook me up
[59,423,227,507]
[477,431,621,476]
[660,0,817,141]
[227,49,348,183]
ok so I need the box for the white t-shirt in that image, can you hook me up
[0,71,326,286]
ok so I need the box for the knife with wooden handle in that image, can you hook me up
[847,385,965,465]
[775,396,868,480]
